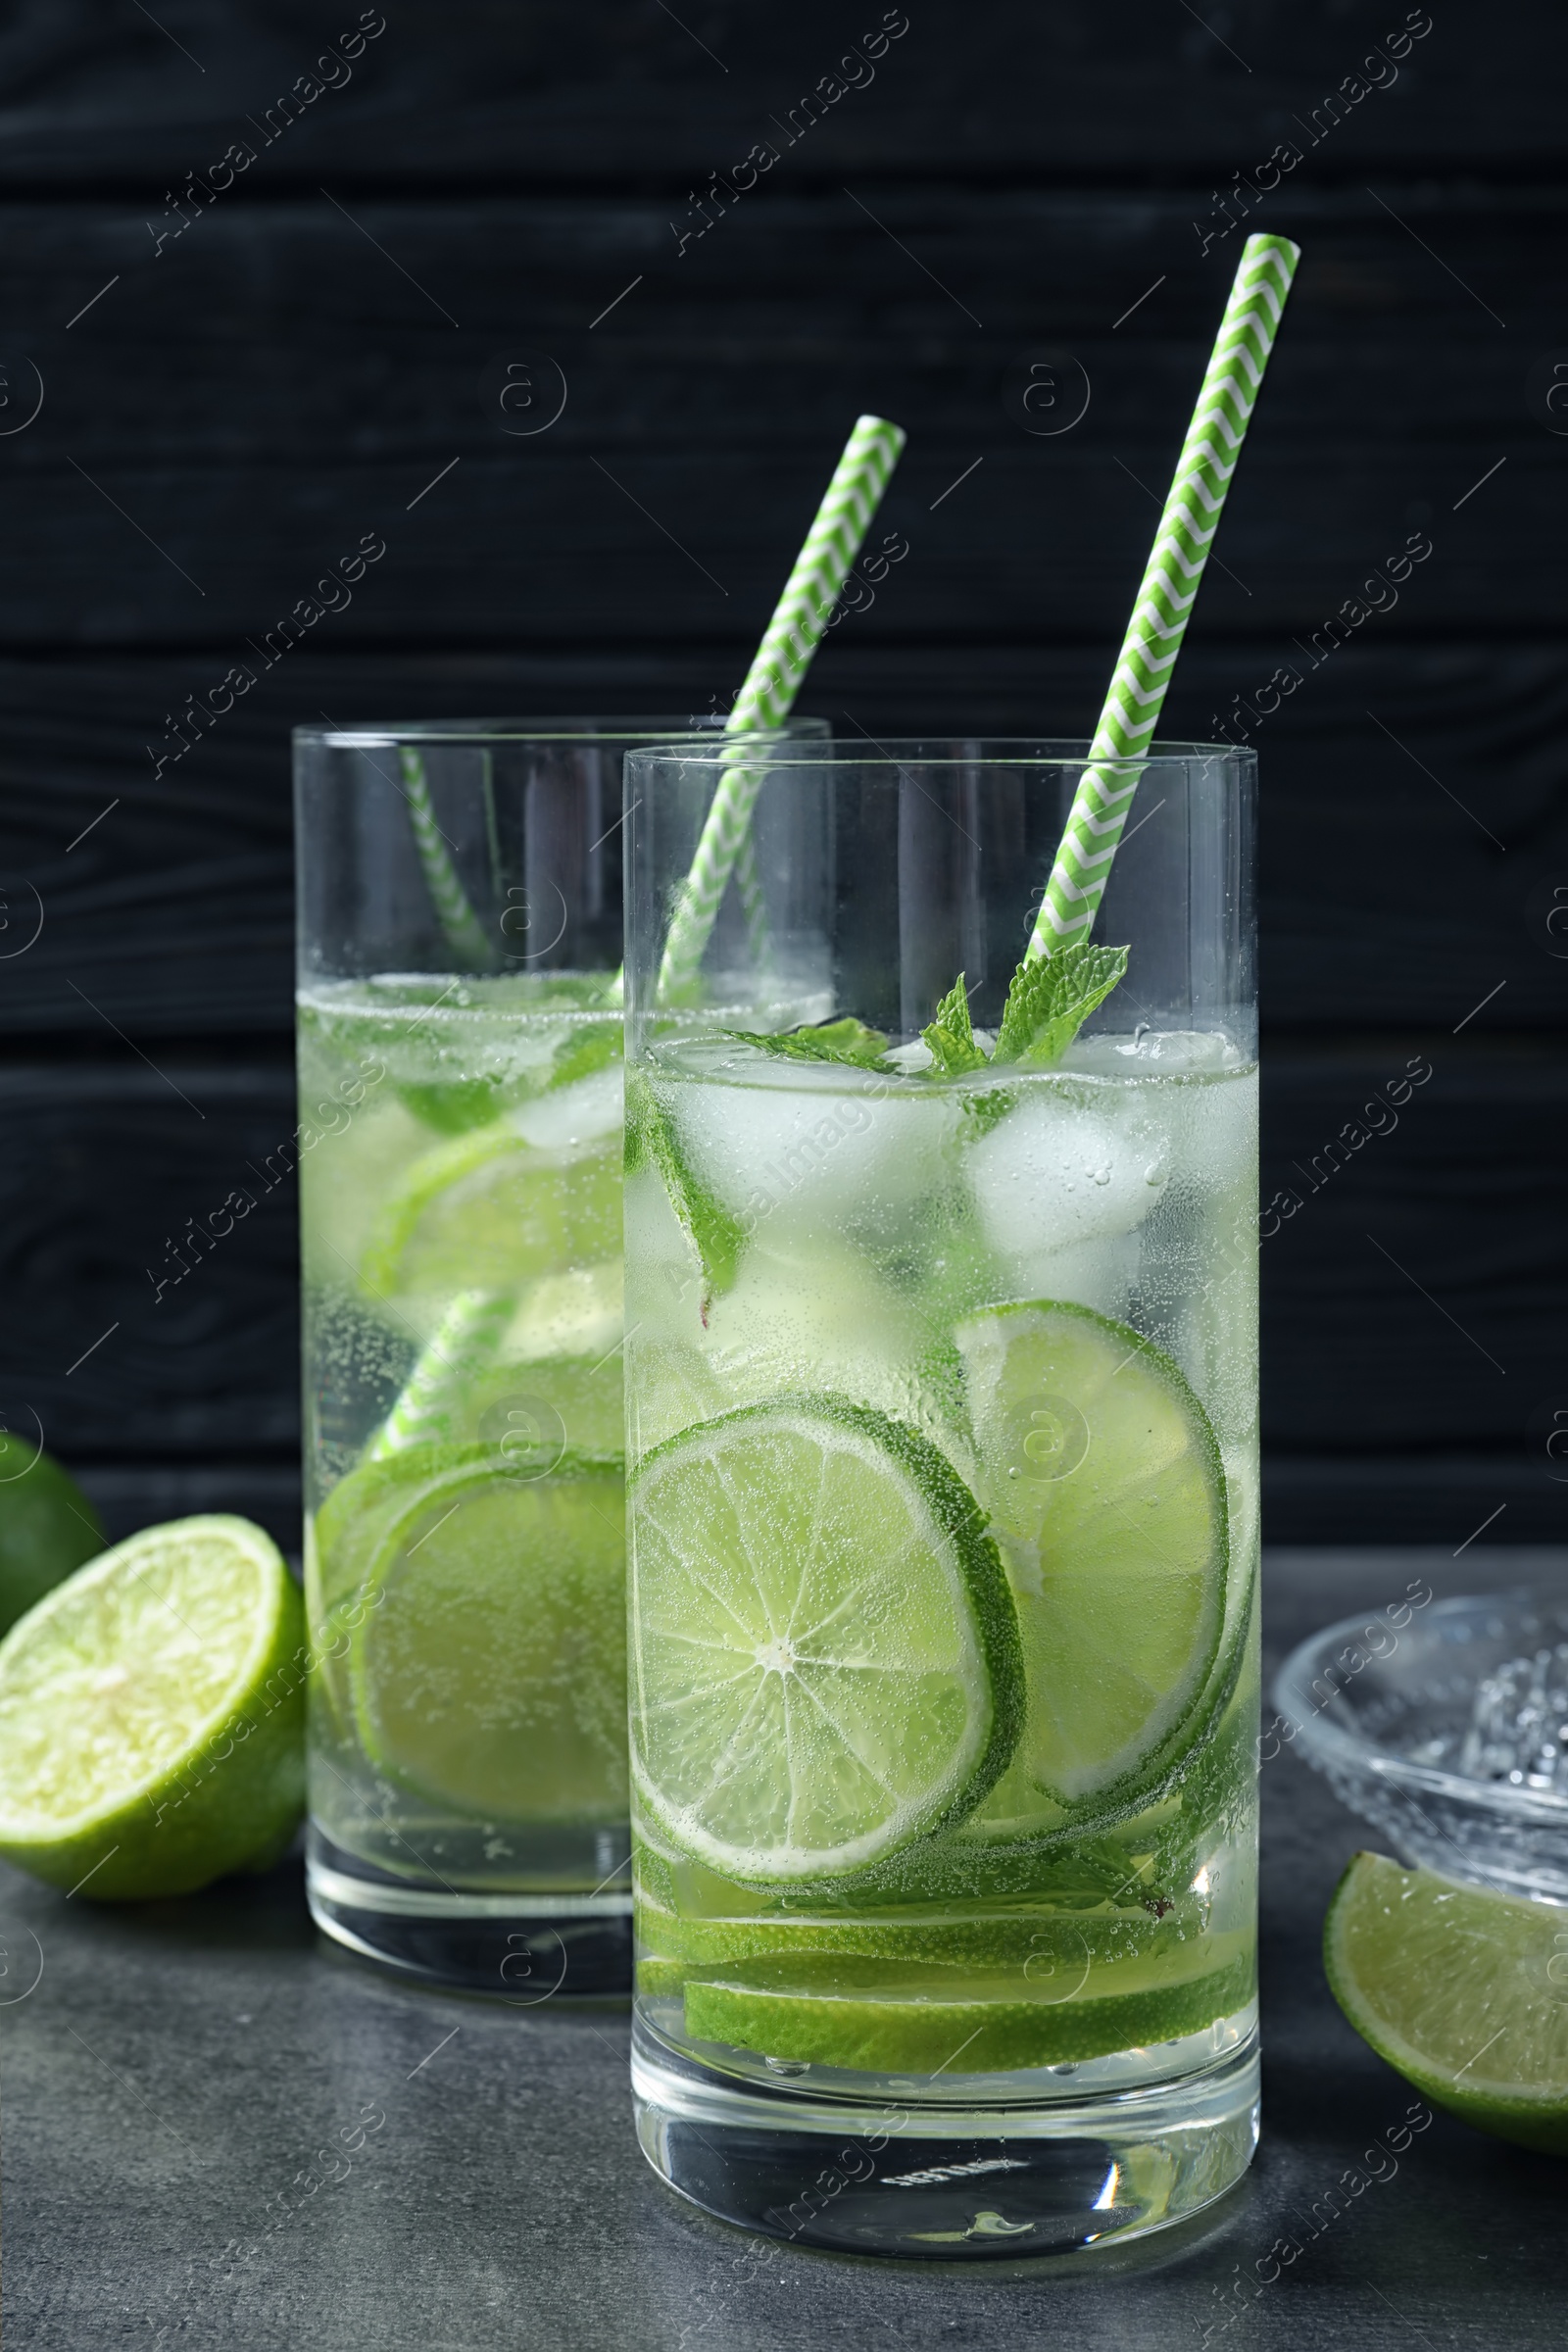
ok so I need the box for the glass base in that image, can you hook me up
[632,2008,1259,2260]
[307,1828,631,1997]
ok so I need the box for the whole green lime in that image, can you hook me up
[0,1442,105,1636]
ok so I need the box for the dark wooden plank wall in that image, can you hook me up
[0,1,1562,1547]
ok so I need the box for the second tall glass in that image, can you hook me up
[294,716,813,1994]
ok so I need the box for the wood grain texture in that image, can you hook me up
[1260,1041,1568,1454]
[0,187,1555,648]
[0,646,1561,1034]
[0,1067,300,1462]
[0,2,1557,182]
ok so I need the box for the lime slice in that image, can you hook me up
[0,1442,105,1635]
[0,1516,304,1898]
[359,1118,620,1298]
[629,1396,1023,1885]
[1325,1852,1568,2155]
[634,1886,1204,1972]
[677,1945,1253,2073]
[308,1442,482,1733]
[955,1300,1227,1825]
[351,1456,626,1823]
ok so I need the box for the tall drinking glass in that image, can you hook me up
[623,738,1259,2253]
[294,716,816,1994]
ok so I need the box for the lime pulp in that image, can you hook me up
[629,1395,1023,1885]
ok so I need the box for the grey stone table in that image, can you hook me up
[5,1548,1563,2351]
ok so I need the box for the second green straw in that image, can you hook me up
[656,414,906,1000]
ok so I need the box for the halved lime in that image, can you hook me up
[955,1300,1228,1828]
[359,1118,620,1298]
[0,1516,304,1898]
[678,1945,1253,2073]
[1325,1851,1568,2155]
[351,1456,627,1823]
[629,1396,1023,1885]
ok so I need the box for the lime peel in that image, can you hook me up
[679,1948,1253,2072]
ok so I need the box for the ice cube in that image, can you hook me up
[986,1231,1141,1319]
[667,1071,956,1233]
[966,1088,1169,1258]
[511,1062,622,1149]
[687,1237,962,1444]
[1065,1028,1237,1076]
[502,1260,622,1363]
[700,1240,918,1396]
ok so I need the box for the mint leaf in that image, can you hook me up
[722,1016,893,1072]
[921,973,989,1075]
[993,943,1129,1068]
[958,1086,1018,1143]
[625,1071,744,1316]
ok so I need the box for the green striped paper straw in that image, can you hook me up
[368,1289,514,1459]
[732,831,774,975]
[1027,233,1299,961]
[399,748,493,970]
[656,414,906,998]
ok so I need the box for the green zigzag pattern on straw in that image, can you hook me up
[1028,233,1299,962]
[399,748,493,970]
[368,1289,514,1459]
[657,414,906,997]
[732,831,774,975]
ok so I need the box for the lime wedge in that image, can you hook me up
[955,1300,1227,1825]
[1325,1851,1568,2154]
[677,1946,1253,2073]
[629,1396,1023,1885]
[359,1118,620,1298]
[351,1456,627,1823]
[0,1516,304,1898]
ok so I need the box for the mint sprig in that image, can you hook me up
[713,944,1128,1090]
[921,945,1129,1076]
[625,1071,745,1318]
[721,1016,893,1072]
[992,942,1128,1067]
[921,976,989,1075]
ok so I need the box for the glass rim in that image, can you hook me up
[623,735,1258,770]
[292,715,823,750]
